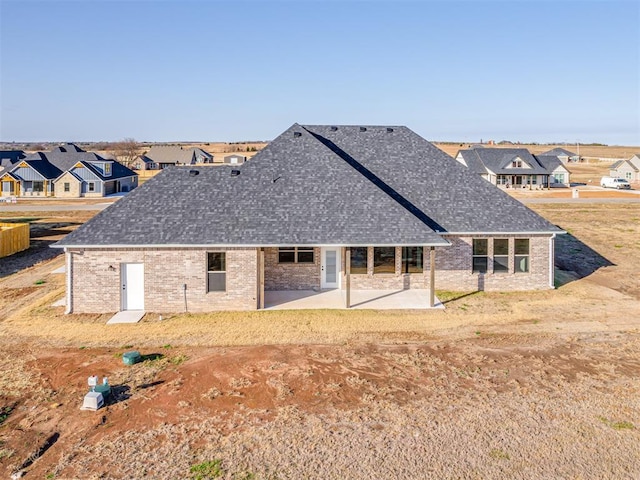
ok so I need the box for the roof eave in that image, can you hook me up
[52,240,452,249]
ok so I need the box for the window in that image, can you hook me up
[104,163,112,176]
[512,160,522,168]
[493,239,509,273]
[350,247,368,274]
[472,239,488,273]
[33,181,44,192]
[88,182,95,192]
[402,247,423,273]
[207,252,226,292]
[625,172,633,180]
[515,239,530,273]
[374,247,395,274]
[278,247,314,264]
[553,173,565,183]
[64,182,70,192]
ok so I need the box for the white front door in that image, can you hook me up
[121,263,144,310]
[321,247,340,289]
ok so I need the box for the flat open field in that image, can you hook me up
[1,197,639,478]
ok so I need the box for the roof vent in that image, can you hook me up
[294,132,302,137]
[231,169,241,176]
[387,127,394,133]
[330,126,338,131]
[189,170,199,176]
[360,127,367,132]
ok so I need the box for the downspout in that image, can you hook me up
[549,234,556,289]
[65,248,72,314]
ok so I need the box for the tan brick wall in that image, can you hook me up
[435,235,553,291]
[264,247,320,290]
[54,172,81,198]
[69,247,258,313]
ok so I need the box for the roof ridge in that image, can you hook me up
[301,126,444,233]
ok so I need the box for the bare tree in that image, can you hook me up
[109,138,140,168]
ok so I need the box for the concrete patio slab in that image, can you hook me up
[106,310,145,324]
[51,265,66,274]
[264,289,443,310]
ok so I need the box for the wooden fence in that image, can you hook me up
[0,222,30,258]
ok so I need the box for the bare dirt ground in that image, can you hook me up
[1,189,640,478]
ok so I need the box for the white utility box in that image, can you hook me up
[81,391,104,411]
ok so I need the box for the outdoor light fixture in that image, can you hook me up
[108,265,116,272]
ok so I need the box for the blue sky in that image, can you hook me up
[1,0,638,144]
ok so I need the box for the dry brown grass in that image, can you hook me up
[434,142,639,159]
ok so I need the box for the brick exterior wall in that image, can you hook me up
[342,247,428,290]
[54,172,81,198]
[264,247,320,290]
[67,236,553,313]
[435,234,553,291]
[69,247,258,313]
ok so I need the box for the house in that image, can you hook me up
[610,155,640,182]
[132,156,158,171]
[0,150,26,173]
[536,155,572,187]
[140,146,214,169]
[455,147,563,188]
[54,124,563,314]
[540,147,579,163]
[223,154,247,165]
[192,148,214,164]
[0,144,138,198]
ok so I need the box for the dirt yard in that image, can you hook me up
[1,199,639,479]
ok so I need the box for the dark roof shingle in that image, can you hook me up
[56,124,560,248]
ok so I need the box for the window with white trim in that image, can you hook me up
[88,182,95,192]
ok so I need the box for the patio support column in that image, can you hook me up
[258,248,265,310]
[429,247,435,308]
[345,247,351,308]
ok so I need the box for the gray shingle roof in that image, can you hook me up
[536,155,569,172]
[55,124,560,248]
[21,149,136,181]
[541,147,577,157]
[143,146,195,165]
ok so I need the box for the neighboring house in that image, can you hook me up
[192,148,214,164]
[540,148,579,163]
[455,147,559,188]
[0,144,138,198]
[132,156,158,171]
[54,124,563,314]
[0,150,26,173]
[223,154,247,165]
[536,155,572,187]
[610,155,640,182]
[141,146,214,169]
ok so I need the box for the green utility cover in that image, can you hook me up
[122,350,141,365]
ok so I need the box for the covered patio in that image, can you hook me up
[264,289,443,310]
